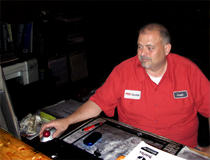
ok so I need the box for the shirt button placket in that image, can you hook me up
[154,103,158,122]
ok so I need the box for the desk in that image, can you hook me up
[189,148,210,158]
[0,128,51,160]
[21,116,210,160]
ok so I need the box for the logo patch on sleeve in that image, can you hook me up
[124,90,141,99]
[173,90,188,99]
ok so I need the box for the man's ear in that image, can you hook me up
[165,43,171,56]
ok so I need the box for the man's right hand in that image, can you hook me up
[39,100,102,139]
[39,118,69,139]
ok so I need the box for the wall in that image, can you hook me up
[1,1,209,82]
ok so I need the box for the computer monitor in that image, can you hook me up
[0,65,21,139]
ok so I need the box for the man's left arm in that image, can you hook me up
[191,66,210,155]
[197,117,210,155]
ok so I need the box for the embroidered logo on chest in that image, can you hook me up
[124,90,141,99]
[173,90,188,99]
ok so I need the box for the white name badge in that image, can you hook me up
[124,90,141,100]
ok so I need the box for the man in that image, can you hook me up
[40,23,210,154]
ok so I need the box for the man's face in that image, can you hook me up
[137,30,170,72]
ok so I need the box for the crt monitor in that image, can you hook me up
[0,65,21,139]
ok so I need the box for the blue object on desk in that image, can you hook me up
[83,132,102,146]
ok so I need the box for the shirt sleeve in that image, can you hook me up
[89,66,122,117]
[191,66,210,118]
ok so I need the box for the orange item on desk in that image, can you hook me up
[116,155,126,160]
[0,128,51,160]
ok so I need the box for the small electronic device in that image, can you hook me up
[3,58,38,85]
[40,127,57,142]
[83,132,102,146]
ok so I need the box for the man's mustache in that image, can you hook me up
[140,56,151,60]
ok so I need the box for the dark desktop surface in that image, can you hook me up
[22,132,102,160]
[37,139,102,160]
[20,120,102,160]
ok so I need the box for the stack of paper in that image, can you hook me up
[124,141,186,160]
[39,99,82,119]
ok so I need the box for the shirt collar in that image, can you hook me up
[164,53,172,78]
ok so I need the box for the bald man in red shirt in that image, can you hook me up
[40,23,210,154]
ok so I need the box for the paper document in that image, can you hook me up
[177,146,210,160]
[39,99,82,118]
[124,141,186,160]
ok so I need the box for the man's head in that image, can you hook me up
[137,23,171,76]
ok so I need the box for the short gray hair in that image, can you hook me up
[139,23,171,45]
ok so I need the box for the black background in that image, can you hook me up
[1,1,209,81]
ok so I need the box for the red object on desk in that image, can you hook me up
[43,130,51,137]
[82,122,103,131]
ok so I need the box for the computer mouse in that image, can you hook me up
[40,127,57,142]
[83,132,102,146]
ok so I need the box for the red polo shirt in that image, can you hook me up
[89,53,210,148]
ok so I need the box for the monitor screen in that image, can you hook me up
[0,65,21,139]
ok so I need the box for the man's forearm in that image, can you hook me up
[64,100,102,125]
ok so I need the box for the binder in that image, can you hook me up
[23,23,32,54]
[17,23,25,48]
[7,23,13,42]
[2,22,8,52]
[28,22,33,53]
[0,21,2,50]
[6,23,14,51]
